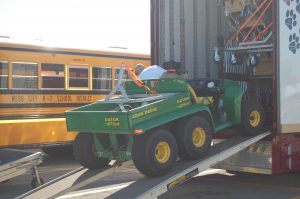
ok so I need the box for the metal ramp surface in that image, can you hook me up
[17,132,270,199]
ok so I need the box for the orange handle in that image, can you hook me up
[125,67,157,95]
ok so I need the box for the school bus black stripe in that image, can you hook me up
[0,114,65,120]
[0,103,89,108]
[0,90,111,95]
[0,47,150,61]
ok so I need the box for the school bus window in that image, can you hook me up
[12,62,38,89]
[68,65,89,89]
[115,67,129,84]
[92,67,112,91]
[41,63,65,89]
[0,61,8,89]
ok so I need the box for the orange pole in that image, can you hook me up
[242,0,273,42]
[229,0,268,43]
[253,22,272,41]
[125,67,157,95]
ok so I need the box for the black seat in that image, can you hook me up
[186,79,224,97]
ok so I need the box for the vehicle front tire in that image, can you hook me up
[73,133,109,170]
[132,129,177,177]
[240,100,265,135]
[174,116,213,160]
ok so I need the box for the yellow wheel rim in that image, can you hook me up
[155,142,171,163]
[250,110,261,127]
[192,128,206,147]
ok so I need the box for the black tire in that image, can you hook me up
[41,145,73,157]
[73,133,109,170]
[240,100,265,135]
[174,116,213,160]
[132,129,177,177]
[31,177,44,189]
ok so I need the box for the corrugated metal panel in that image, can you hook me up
[156,0,223,79]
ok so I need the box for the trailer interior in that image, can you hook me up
[151,0,275,132]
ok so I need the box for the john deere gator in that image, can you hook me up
[65,68,265,177]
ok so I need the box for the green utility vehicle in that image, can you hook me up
[65,68,265,177]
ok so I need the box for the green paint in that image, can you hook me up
[66,78,244,162]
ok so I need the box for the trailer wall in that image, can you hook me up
[278,0,300,133]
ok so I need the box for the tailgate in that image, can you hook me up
[65,102,131,134]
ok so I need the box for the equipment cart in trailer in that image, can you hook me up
[0,149,44,188]
[66,67,266,177]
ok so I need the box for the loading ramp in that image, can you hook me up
[0,149,43,189]
[17,132,270,199]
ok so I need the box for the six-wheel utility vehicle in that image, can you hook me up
[65,68,265,177]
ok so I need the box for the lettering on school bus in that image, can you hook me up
[5,95,94,104]
[28,95,38,103]
[77,96,92,102]
[11,95,25,103]
[42,95,53,102]
[57,96,72,102]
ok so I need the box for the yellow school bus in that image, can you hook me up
[0,40,150,154]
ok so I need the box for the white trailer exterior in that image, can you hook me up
[278,0,300,133]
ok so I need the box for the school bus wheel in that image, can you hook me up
[132,129,177,177]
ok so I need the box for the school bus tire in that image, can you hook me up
[73,133,109,170]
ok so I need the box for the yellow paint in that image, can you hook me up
[132,107,158,119]
[0,41,150,91]
[280,124,300,133]
[105,117,120,127]
[8,62,12,89]
[0,107,76,117]
[0,41,150,147]
[38,63,42,90]
[167,175,187,190]
[176,96,191,108]
[187,85,200,103]
[199,97,214,105]
[250,110,261,127]
[0,118,77,146]
[192,127,206,147]
[155,141,171,164]
[177,97,190,104]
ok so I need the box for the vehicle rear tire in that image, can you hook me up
[132,129,177,177]
[41,145,73,157]
[240,100,265,135]
[73,133,109,170]
[174,116,213,160]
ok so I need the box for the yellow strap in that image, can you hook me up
[188,85,200,103]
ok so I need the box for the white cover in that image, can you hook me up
[139,65,166,80]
